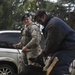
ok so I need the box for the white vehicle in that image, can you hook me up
[0,30,22,75]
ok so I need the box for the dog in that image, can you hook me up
[10,56,58,75]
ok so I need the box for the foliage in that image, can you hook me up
[0,0,75,30]
[0,0,23,30]
[46,2,67,21]
[57,0,75,29]
[58,0,75,3]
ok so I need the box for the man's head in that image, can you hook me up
[21,13,32,25]
[34,9,47,25]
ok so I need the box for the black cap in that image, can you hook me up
[21,13,30,21]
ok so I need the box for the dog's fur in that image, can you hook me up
[10,65,46,75]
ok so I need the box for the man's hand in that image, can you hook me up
[22,46,28,53]
[13,44,19,48]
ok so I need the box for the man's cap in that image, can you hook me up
[21,13,30,21]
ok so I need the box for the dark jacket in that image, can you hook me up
[43,15,75,56]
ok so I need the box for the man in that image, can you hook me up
[13,13,42,68]
[33,9,75,75]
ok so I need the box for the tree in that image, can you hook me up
[46,2,66,21]
[57,0,75,29]
[0,0,24,30]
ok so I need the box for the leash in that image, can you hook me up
[17,48,28,66]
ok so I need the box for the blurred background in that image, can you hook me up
[0,0,75,30]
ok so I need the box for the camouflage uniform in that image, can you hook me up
[20,22,42,65]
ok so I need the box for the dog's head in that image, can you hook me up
[29,57,45,67]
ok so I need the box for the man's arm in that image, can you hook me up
[26,25,41,48]
[44,25,66,56]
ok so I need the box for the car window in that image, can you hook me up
[0,32,21,49]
